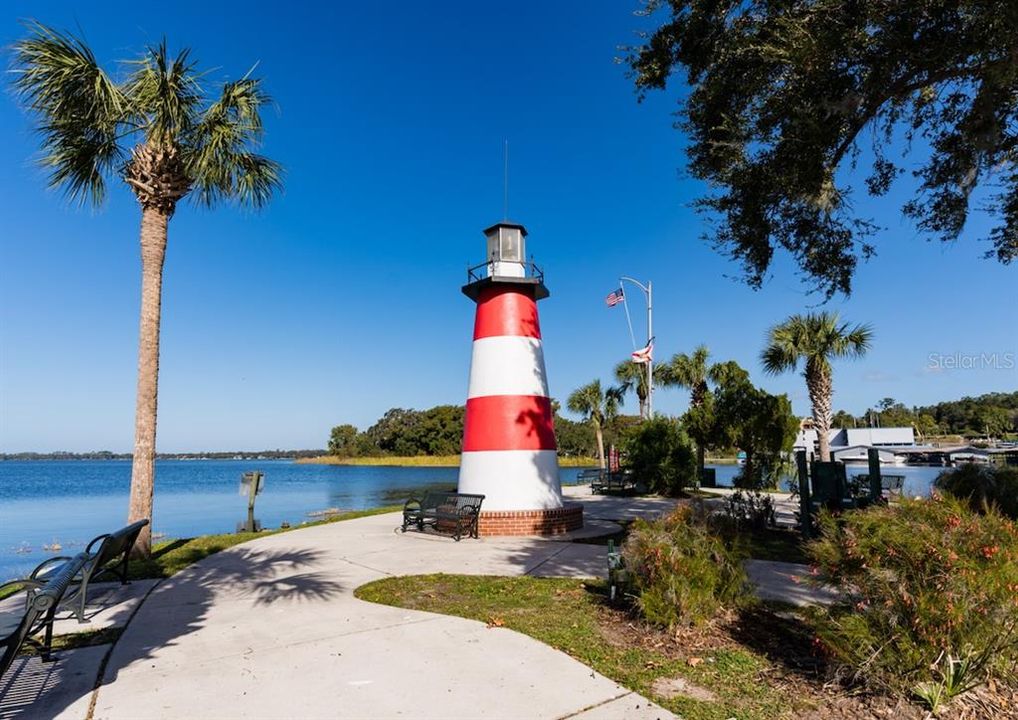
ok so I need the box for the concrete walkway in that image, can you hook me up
[88,490,679,720]
[3,487,835,720]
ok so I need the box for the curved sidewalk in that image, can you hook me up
[92,492,680,720]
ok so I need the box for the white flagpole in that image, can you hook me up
[619,284,637,350]
[647,280,653,418]
[619,276,654,419]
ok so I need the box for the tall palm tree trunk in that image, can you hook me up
[128,207,169,556]
[594,422,606,469]
[806,361,834,462]
[696,443,706,481]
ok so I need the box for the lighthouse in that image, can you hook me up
[458,221,583,536]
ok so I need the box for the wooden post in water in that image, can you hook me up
[240,471,263,533]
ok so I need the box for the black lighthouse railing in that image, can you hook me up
[466,258,545,285]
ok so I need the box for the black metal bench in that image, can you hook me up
[28,520,149,623]
[1,553,88,680]
[577,468,604,486]
[591,470,636,495]
[402,492,485,541]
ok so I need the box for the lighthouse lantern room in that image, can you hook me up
[458,221,583,536]
[484,221,526,278]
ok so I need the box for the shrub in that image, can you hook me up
[808,495,1018,693]
[724,489,776,531]
[934,463,1018,519]
[622,417,697,496]
[621,505,748,628]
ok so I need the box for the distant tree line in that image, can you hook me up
[328,403,619,459]
[832,392,1018,438]
[0,449,326,461]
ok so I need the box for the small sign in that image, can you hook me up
[240,471,265,496]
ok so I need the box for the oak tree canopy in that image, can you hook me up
[629,0,1018,296]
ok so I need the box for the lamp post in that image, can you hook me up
[619,276,653,418]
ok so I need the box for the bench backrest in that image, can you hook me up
[811,462,847,504]
[881,474,905,491]
[0,554,86,679]
[421,492,484,513]
[86,520,149,571]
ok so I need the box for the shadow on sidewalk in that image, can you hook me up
[100,546,344,687]
[0,545,343,718]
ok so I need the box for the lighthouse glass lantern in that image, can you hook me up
[484,222,527,278]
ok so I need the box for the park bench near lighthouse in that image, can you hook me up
[0,553,88,680]
[27,519,149,624]
[402,491,485,541]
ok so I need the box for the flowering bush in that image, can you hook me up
[808,495,1018,692]
[621,505,748,628]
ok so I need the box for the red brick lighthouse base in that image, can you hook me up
[476,504,584,536]
[458,221,582,537]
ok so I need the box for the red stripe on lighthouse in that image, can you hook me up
[473,286,541,340]
[462,395,557,451]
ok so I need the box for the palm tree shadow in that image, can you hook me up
[100,546,344,687]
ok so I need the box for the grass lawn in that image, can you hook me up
[4,506,401,629]
[355,574,818,720]
[127,505,400,580]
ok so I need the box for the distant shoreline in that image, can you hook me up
[296,455,601,468]
[0,451,325,462]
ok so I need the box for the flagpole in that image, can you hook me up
[647,280,653,418]
[619,276,653,419]
[619,281,637,350]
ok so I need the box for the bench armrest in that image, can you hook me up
[29,557,73,581]
[457,505,479,518]
[86,533,113,555]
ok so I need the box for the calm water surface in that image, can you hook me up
[0,459,945,582]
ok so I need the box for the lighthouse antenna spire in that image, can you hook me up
[503,139,509,221]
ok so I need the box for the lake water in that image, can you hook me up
[0,459,947,582]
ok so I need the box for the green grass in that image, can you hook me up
[128,505,400,580]
[5,505,402,654]
[355,574,800,720]
[17,627,124,656]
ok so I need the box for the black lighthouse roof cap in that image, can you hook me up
[482,221,528,236]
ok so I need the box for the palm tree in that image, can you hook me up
[657,345,723,475]
[567,380,624,469]
[761,313,873,462]
[13,23,282,555]
[613,360,650,419]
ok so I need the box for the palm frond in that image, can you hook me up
[568,380,604,424]
[186,78,282,208]
[12,21,128,205]
[762,312,873,374]
[604,385,625,420]
[123,40,202,147]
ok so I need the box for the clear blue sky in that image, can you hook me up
[1,1,1015,452]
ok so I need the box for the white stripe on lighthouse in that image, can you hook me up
[458,449,563,510]
[466,336,550,399]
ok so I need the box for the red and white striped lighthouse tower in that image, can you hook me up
[458,222,583,536]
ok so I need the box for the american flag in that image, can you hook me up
[605,288,624,307]
[631,338,654,364]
